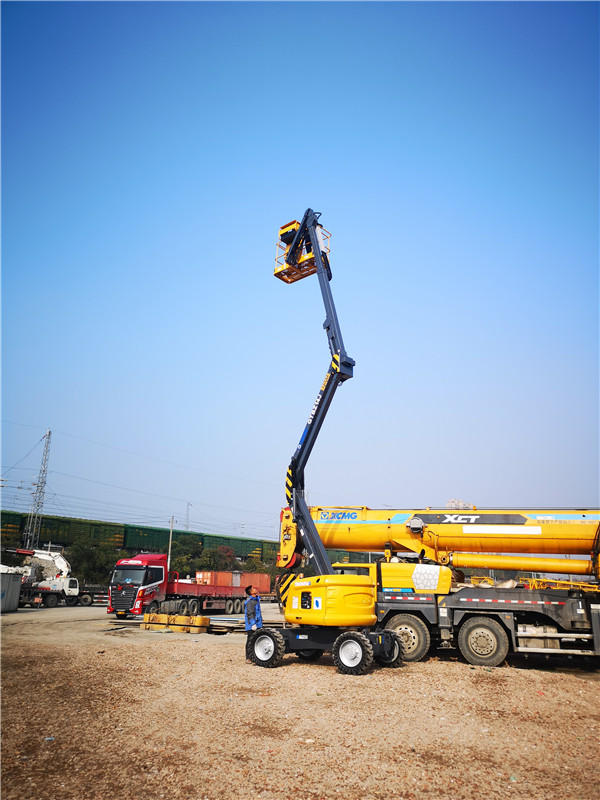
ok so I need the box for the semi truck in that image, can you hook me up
[107,553,270,618]
[248,209,599,673]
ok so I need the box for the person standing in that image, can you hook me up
[244,584,263,661]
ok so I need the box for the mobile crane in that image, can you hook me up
[277,506,599,664]
[248,209,404,674]
[2,546,79,607]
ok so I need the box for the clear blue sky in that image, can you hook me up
[2,1,598,542]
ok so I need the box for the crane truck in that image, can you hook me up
[1,547,109,607]
[277,506,600,665]
[2,547,79,608]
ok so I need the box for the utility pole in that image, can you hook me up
[167,516,174,573]
[185,502,191,532]
[23,429,51,550]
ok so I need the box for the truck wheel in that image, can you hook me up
[177,600,189,616]
[385,614,430,662]
[43,594,59,608]
[146,601,159,614]
[295,649,323,662]
[79,594,93,607]
[188,599,200,616]
[225,599,234,615]
[233,599,243,614]
[332,631,374,675]
[249,628,285,668]
[375,631,404,668]
[64,597,79,607]
[458,616,509,667]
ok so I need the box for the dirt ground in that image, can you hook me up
[1,606,599,800]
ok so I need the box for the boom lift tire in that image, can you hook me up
[43,594,59,608]
[458,616,509,667]
[385,614,431,662]
[249,628,286,668]
[65,597,79,606]
[295,649,323,662]
[332,631,374,675]
[374,630,404,668]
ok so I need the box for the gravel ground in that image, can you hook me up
[2,606,599,800]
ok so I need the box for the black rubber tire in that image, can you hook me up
[146,601,160,614]
[458,616,509,667]
[332,631,374,675]
[374,630,405,668]
[295,649,323,662]
[64,597,79,607]
[225,599,234,615]
[188,599,200,616]
[249,628,286,668]
[79,594,93,607]
[233,598,243,614]
[43,594,59,608]
[177,599,189,616]
[385,614,431,662]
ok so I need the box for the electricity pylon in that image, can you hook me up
[22,429,52,550]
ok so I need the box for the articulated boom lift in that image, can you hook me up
[275,208,354,575]
[246,209,403,674]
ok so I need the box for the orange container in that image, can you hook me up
[242,573,271,594]
[195,571,233,586]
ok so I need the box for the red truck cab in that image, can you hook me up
[108,554,167,617]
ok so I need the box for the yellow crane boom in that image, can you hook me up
[278,506,600,579]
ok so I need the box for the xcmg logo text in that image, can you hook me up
[320,511,358,521]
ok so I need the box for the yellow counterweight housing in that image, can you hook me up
[283,573,377,627]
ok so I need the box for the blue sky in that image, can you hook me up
[2,1,598,542]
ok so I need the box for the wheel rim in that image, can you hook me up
[396,626,417,654]
[469,628,497,657]
[339,639,363,668]
[254,634,275,661]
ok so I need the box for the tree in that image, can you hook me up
[65,540,128,586]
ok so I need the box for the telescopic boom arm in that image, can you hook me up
[275,209,354,574]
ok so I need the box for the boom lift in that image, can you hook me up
[248,209,403,674]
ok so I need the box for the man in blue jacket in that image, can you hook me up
[244,584,263,661]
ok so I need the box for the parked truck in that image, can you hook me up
[2,547,79,608]
[1,547,109,608]
[107,552,270,618]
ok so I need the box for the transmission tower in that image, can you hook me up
[22,429,52,550]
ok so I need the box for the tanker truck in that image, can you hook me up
[277,506,600,665]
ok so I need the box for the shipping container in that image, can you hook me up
[195,571,233,586]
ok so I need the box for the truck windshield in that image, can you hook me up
[110,568,144,586]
